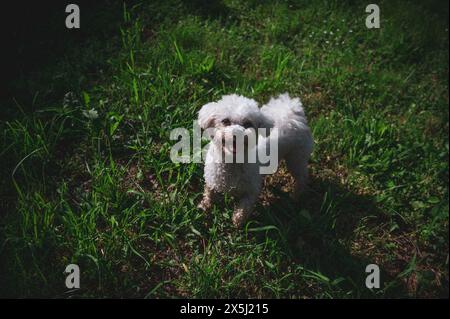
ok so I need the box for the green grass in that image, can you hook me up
[0,0,448,298]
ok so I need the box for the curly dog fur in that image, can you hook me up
[197,93,313,227]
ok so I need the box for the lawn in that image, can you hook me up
[0,0,448,298]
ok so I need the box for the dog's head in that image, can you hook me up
[198,94,273,156]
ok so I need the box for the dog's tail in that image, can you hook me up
[260,93,307,127]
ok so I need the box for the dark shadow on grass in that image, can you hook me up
[250,175,406,297]
[181,0,234,20]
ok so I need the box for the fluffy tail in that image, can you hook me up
[260,93,307,127]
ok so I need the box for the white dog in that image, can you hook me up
[197,93,313,227]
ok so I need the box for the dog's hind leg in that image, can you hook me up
[285,150,309,201]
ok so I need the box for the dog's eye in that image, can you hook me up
[221,118,231,126]
[242,121,253,129]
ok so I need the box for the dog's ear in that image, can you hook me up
[198,102,218,130]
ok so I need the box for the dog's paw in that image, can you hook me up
[232,208,247,228]
[197,199,211,212]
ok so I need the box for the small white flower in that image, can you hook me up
[349,29,353,33]
[83,108,99,120]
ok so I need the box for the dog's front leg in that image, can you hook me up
[232,194,258,228]
[198,185,219,212]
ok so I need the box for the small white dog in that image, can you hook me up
[197,93,313,227]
